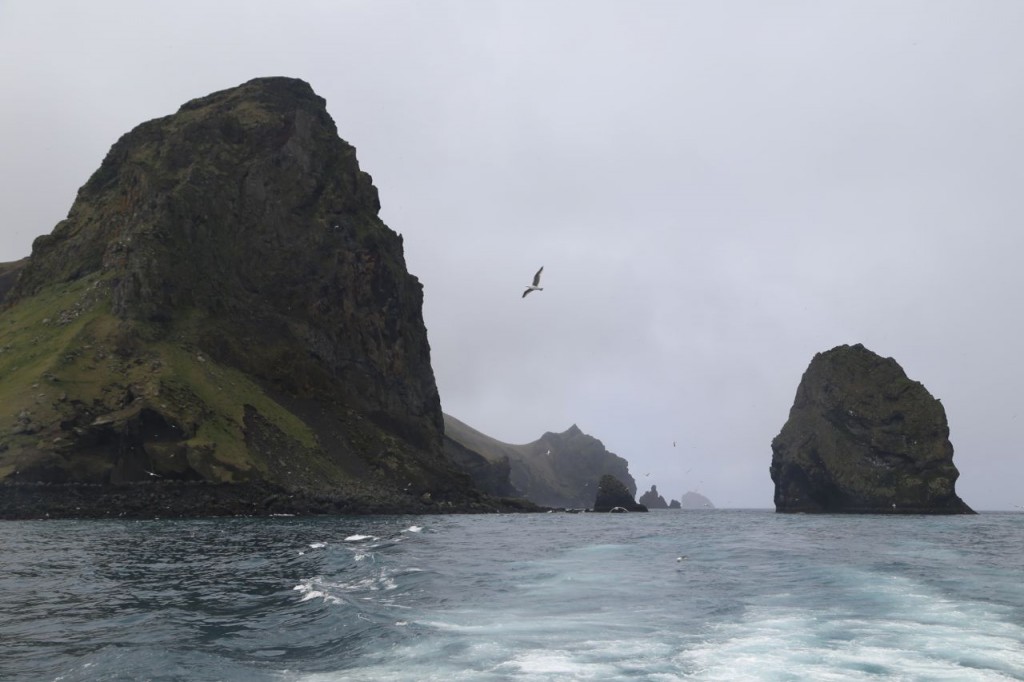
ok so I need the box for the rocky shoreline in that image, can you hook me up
[0,481,543,520]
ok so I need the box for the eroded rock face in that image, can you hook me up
[770,344,973,514]
[593,474,648,512]
[0,78,493,516]
[638,485,668,509]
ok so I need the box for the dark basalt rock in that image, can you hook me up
[0,77,527,517]
[593,474,648,512]
[638,484,668,509]
[770,343,974,514]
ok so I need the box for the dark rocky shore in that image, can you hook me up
[0,482,541,520]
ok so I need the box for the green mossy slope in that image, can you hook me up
[0,78,495,516]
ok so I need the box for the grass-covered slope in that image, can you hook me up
[0,78,499,516]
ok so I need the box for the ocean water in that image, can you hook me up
[1,510,1022,681]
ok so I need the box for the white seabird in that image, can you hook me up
[522,266,544,298]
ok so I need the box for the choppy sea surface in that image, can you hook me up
[1,510,1022,681]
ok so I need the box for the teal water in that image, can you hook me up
[2,510,1022,681]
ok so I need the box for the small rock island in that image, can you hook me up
[770,344,974,514]
[638,485,668,509]
[593,474,648,512]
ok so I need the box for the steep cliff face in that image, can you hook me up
[0,78,489,515]
[770,344,973,514]
[443,414,636,509]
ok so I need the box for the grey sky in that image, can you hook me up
[2,1,1022,509]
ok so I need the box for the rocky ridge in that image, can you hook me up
[442,414,636,509]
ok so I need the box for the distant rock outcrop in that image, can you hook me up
[770,343,974,514]
[0,77,525,518]
[593,474,648,512]
[443,434,520,498]
[668,499,681,509]
[443,414,636,509]
[678,491,714,509]
[638,485,669,509]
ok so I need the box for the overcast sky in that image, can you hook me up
[3,1,1023,509]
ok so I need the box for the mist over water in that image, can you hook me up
[2,511,1022,681]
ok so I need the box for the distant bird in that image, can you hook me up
[673,441,676,447]
[522,266,544,298]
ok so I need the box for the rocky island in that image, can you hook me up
[638,485,668,509]
[770,343,974,514]
[677,491,714,509]
[593,474,648,512]
[0,77,538,518]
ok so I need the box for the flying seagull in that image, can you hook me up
[522,266,544,298]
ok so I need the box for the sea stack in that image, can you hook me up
[593,474,648,512]
[770,344,973,514]
[0,77,500,518]
[638,484,668,509]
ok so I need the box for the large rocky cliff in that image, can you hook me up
[443,414,636,509]
[0,77,513,517]
[770,343,973,514]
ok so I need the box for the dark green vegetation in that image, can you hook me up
[771,343,974,514]
[443,414,636,509]
[0,77,539,518]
